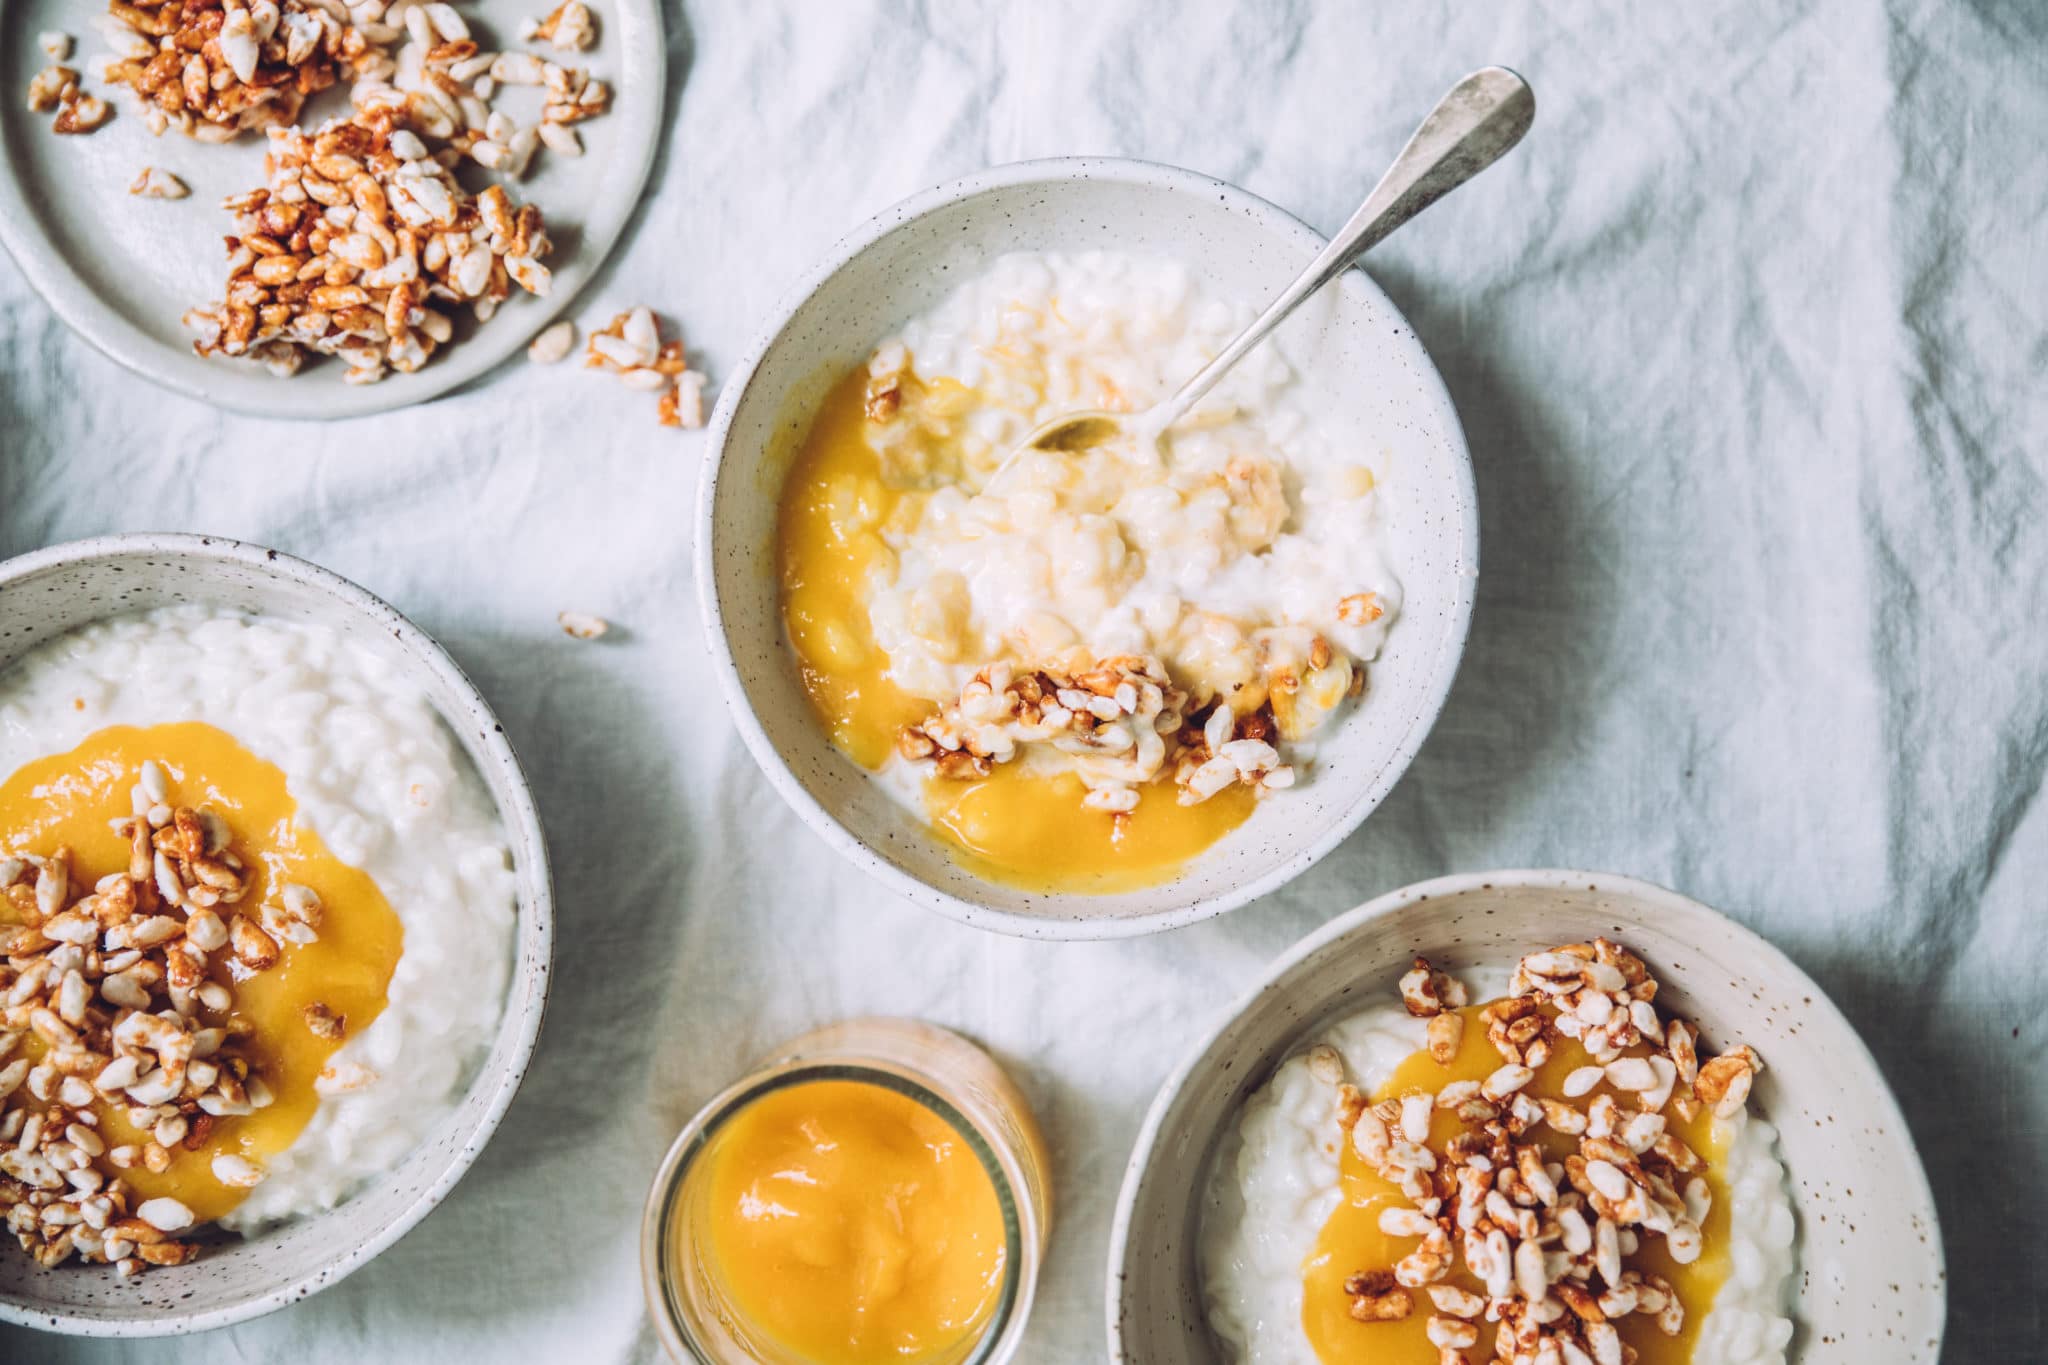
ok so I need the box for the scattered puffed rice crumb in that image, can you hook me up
[558,611,610,640]
[128,166,189,200]
[528,320,576,364]
[39,32,73,62]
[584,308,709,429]
[660,370,707,429]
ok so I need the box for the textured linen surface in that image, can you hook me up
[1,2,2041,1360]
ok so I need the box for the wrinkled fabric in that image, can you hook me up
[2,1,2042,1360]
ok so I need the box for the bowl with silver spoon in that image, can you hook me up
[698,71,1531,937]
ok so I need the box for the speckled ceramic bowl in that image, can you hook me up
[1108,869,1947,1361]
[695,157,1478,939]
[0,534,553,1336]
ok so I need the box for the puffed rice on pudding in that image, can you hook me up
[1201,943,1797,1365]
[0,607,516,1265]
[777,251,1402,888]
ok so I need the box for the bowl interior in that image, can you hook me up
[0,539,550,1334]
[1110,873,1946,1361]
[704,162,1476,936]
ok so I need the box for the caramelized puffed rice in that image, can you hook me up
[129,165,190,199]
[527,319,575,364]
[183,109,553,381]
[97,0,389,141]
[897,656,1301,815]
[87,0,616,380]
[1336,591,1385,626]
[1319,941,1766,1362]
[0,765,302,1274]
[583,308,708,428]
[1344,1267,1413,1322]
[520,0,596,52]
[27,65,113,135]
[301,1003,344,1041]
[26,65,79,115]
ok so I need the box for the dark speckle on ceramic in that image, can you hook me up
[694,157,1480,941]
[1105,871,1948,1362]
[0,534,554,1339]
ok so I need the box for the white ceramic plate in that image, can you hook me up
[1108,870,1947,1362]
[0,534,554,1335]
[0,0,663,419]
[697,157,1478,940]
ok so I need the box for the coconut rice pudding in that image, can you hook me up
[777,250,1402,891]
[0,606,516,1274]
[1201,942,1797,1365]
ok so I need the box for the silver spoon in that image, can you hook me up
[1011,67,1534,462]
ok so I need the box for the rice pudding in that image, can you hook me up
[1201,943,1797,1365]
[0,606,516,1270]
[777,250,1402,891]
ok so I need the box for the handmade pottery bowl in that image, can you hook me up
[0,533,553,1336]
[696,157,1479,939]
[1107,869,1946,1361]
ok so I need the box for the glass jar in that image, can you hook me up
[641,1017,1051,1364]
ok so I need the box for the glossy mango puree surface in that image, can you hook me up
[774,364,1251,889]
[0,722,403,1223]
[690,1078,1006,1364]
[924,765,1251,894]
[1302,1000,1733,1365]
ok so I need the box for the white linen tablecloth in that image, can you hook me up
[2,2,2041,1360]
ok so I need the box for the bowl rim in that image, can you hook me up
[1102,866,1948,1359]
[692,154,1479,940]
[0,532,555,1337]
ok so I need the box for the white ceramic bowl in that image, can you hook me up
[696,157,1478,939]
[0,534,553,1336]
[1108,869,1947,1362]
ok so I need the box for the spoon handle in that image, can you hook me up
[1151,67,1534,434]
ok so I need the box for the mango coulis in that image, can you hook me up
[688,1078,1007,1364]
[774,362,1251,888]
[924,766,1253,894]
[1301,999,1734,1365]
[0,722,403,1223]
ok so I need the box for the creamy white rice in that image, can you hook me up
[0,605,517,1229]
[861,250,1402,803]
[1199,968,1797,1365]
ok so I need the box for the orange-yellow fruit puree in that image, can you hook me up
[0,721,402,1223]
[1301,999,1733,1364]
[691,1078,1006,1364]
[775,364,1250,889]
